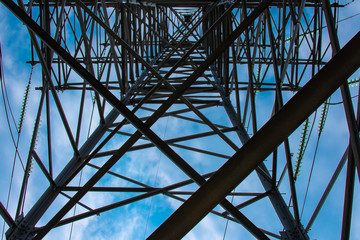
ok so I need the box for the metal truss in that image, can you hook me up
[0,0,359,239]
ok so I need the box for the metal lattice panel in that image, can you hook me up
[0,0,360,239]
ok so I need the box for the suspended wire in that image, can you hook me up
[294,113,316,181]
[1,56,18,130]
[0,40,34,239]
[285,10,360,42]
[222,189,236,240]
[18,111,42,218]
[300,98,331,219]
[299,77,359,217]
[270,0,359,226]
[318,98,331,134]
[347,77,360,86]
[0,53,26,170]
[0,40,7,240]
[87,91,97,138]
[143,116,169,239]
[68,169,84,240]
[300,135,321,219]
[327,78,359,106]
[14,67,35,210]
[69,91,96,240]
[297,79,358,201]
[327,95,359,106]
[338,12,360,22]
[18,69,32,133]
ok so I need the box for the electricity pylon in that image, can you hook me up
[1,0,360,239]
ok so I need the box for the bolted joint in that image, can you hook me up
[280,225,309,240]
[6,216,34,240]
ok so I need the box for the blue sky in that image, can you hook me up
[1,1,360,239]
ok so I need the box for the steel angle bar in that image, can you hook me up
[157,0,241,81]
[125,4,206,73]
[56,184,270,238]
[140,60,243,154]
[265,9,301,226]
[99,0,126,93]
[93,127,236,158]
[162,195,239,223]
[81,162,209,227]
[31,150,54,185]
[14,0,81,220]
[305,146,348,231]
[74,4,105,123]
[168,142,232,159]
[75,0,204,98]
[25,10,80,156]
[147,31,360,240]
[0,202,16,229]
[239,1,258,134]
[279,0,307,86]
[341,76,360,239]
[130,126,236,148]
[341,84,360,238]
[74,0,164,81]
[168,7,202,40]
[62,186,154,192]
[59,192,94,213]
[341,149,356,239]
[51,171,215,228]
[43,5,54,183]
[233,192,270,210]
[123,3,238,120]
[169,191,263,196]
[138,104,227,128]
[112,9,240,151]
[120,2,276,236]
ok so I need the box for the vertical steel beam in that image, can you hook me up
[322,0,360,181]
[265,9,301,226]
[341,151,355,240]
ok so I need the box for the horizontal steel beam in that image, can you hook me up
[38,0,323,7]
[147,31,360,240]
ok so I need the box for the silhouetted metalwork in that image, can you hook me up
[0,0,359,239]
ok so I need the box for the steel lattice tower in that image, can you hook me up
[0,0,360,239]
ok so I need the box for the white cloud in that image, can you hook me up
[184,216,227,240]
